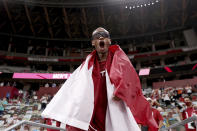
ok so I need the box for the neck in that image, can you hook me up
[98,52,108,62]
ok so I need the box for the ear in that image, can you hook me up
[109,39,111,44]
[92,40,95,46]
[107,38,111,45]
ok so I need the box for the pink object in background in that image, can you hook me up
[139,68,150,76]
[192,64,197,70]
[13,73,71,79]
[164,66,173,72]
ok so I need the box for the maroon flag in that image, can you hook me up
[106,45,158,131]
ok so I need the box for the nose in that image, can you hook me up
[98,36,104,40]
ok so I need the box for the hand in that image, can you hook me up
[113,96,121,101]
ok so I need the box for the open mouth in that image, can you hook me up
[99,41,105,48]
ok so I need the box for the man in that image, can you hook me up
[185,84,193,96]
[40,94,48,110]
[42,27,157,131]
[0,99,4,115]
[181,96,197,131]
[145,98,163,131]
[151,89,161,102]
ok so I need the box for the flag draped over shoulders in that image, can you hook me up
[42,45,158,131]
[106,45,158,131]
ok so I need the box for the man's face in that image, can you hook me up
[91,30,111,54]
[184,98,191,103]
[184,98,192,106]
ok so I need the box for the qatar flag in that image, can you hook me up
[42,45,158,131]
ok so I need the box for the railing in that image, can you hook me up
[5,115,197,131]
[4,120,66,131]
[161,115,197,131]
